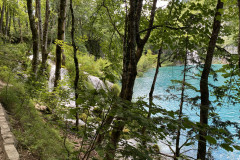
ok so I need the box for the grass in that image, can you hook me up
[0,81,72,160]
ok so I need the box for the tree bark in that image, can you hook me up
[41,0,50,70]
[54,0,67,87]
[4,7,9,37]
[8,9,11,38]
[36,0,43,42]
[238,0,240,69]
[13,12,17,34]
[104,0,157,159]
[27,0,39,74]
[18,18,23,42]
[70,0,80,130]
[0,2,4,33]
[197,1,224,160]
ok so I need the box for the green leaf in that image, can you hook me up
[185,142,194,146]
[216,15,222,21]
[218,8,224,14]
[76,97,84,105]
[233,145,240,150]
[221,143,233,152]
[205,136,217,144]
[224,138,233,143]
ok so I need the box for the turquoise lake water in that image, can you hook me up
[133,64,240,160]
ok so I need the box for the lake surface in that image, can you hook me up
[133,64,240,160]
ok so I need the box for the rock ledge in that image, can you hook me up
[0,103,19,160]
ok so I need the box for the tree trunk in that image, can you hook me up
[18,18,23,42]
[141,46,162,145]
[41,0,50,70]
[13,12,17,34]
[197,1,224,159]
[49,16,56,46]
[8,9,11,38]
[70,0,80,130]
[238,0,240,69]
[175,37,188,159]
[36,0,43,42]
[104,0,157,159]
[4,7,9,37]
[27,0,39,75]
[0,2,4,33]
[54,0,67,87]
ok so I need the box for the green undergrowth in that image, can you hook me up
[137,50,174,77]
[137,51,158,77]
[51,44,120,83]
[0,83,72,160]
[0,42,73,159]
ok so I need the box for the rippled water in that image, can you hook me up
[133,64,240,160]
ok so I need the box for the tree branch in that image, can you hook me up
[139,25,189,34]
[142,0,157,44]
[102,2,123,38]
[158,152,174,158]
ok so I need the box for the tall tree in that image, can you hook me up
[36,0,43,66]
[18,17,23,42]
[4,7,9,37]
[36,0,43,42]
[104,0,157,159]
[17,0,23,43]
[0,1,4,33]
[27,0,39,74]
[7,8,11,38]
[69,0,80,129]
[41,0,50,70]
[54,0,67,87]
[197,0,224,159]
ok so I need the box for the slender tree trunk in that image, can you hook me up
[70,0,80,130]
[8,9,11,38]
[18,18,23,42]
[5,7,9,37]
[27,0,39,74]
[41,0,50,70]
[13,12,17,34]
[238,0,240,69]
[0,2,4,34]
[49,16,56,46]
[104,0,157,159]
[175,37,188,159]
[36,0,43,43]
[197,1,224,159]
[141,46,162,145]
[35,0,38,33]
[54,0,67,87]
[36,0,44,70]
